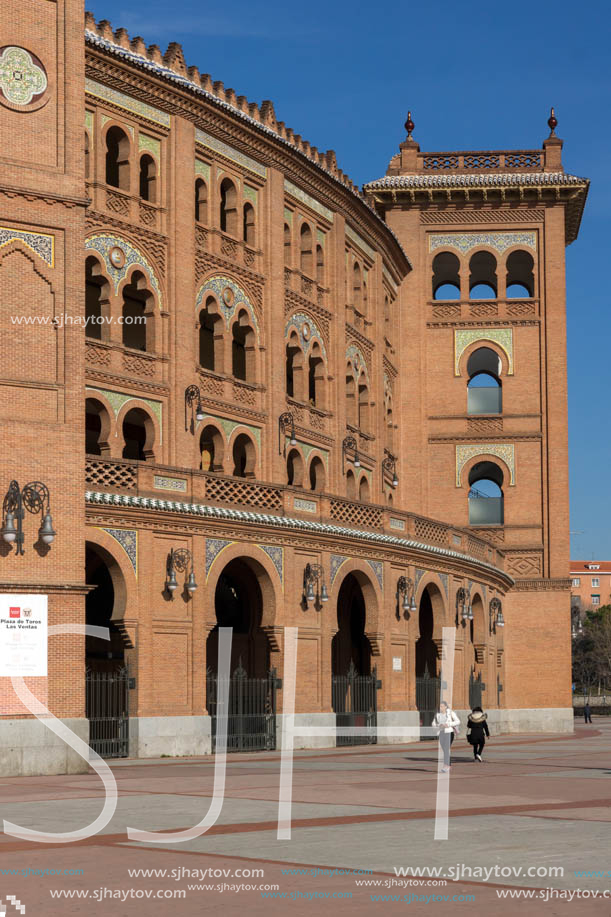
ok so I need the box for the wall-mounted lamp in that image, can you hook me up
[342,435,360,474]
[489,597,504,633]
[278,411,297,456]
[185,384,205,432]
[303,562,328,608]
[397,575,417,617]
[456,586,472,625]
[1,480,56,555]
[382,454,399,490]
[165,548,198,598]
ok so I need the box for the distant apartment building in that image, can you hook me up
[571,561,611,612]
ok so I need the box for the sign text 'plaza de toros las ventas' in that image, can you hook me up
[0,0,588,775]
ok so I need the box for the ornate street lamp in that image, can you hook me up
[278,411,297,456]
[165,548,198,598]
[456,586,472,625]
[397,575,417,616]
[489,597,505,634]
[185,384,205,432]
[303,562,328,608]
[382,453,399,489]
[1,480,56,555]
[342,435,360,474]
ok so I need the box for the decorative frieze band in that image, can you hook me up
[196,129,266,178]
[0,226,54,267]
[429,231,536,255]
[85,78,170,127]
[455,328,513,375]
[284,179,333,222]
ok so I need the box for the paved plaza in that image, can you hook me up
[0,720,610,914]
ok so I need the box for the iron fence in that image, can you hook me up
[206,663,278,752]
[85,667,129,758]
[332,661,379,747]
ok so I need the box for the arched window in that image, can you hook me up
[362,276,368,316]
[232,432,256,477]
[385,396,394,452]
[220,178,238,235]
[506,250,534,298]
[85,398,111,456]
[468,462,504,525]
[231,310,255,383]
[85,132,90,180]
[105,126,130,190]
[353,262,362,309]
[85,256,109,341]
[122,271,153,352]
[122,407,154,461]
[286,449,304,487]
[346,470,357,500]
[432,251,461,300]
[316,244,324,284]
[195,178,208,223]
[358,381,370,432]
[469,251,497,300]
[300,223,313,276]
[309,456,325,492]
[359,476,370,503]
[384,295,390,324]
[285,331,303,400]
[198,297,219,371]
[346,369,357,427]
[308,342,325,408]
[284,223,292,266]
[139,154,156,202]
[243,203,255,246]
[200,425,224,472]
[467,347,502,414]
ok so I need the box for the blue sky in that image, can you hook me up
[87,0,609,559]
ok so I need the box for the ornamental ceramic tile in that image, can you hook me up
[415,568,427,591]
[196,129,266,177]
[439,573,449,599]
[283,208,293,225]
[153,476,187,492]
[284,179,333,222]
[455,328,513,375]
[86,387,162,441]
[0,47,47,108]
[101,528,137,576]
[243,185,258,205]
[456,444,515,486]
[366,559,383,590]
[285,312,327,360]
[139,134,161,159]
[0,227,54,266]
[346,224,375,262]
[259,545,284,582]
[195,276,259,332]
[195,160,211,180]
[86,79,170,127]
[196,413,261,447]
[330,555,348,585]
[205,538,234,578]
[429,231,536,255]
[85,234,163,308]
[346,344,368,381]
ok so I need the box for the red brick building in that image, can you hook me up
[0,1,588,773]
[571,561,611,615]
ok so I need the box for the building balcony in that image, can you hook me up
[429,297,539,321]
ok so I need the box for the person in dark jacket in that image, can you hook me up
[467,707,490,761]
[584,703,592,724]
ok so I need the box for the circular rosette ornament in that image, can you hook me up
[0,47,48,112]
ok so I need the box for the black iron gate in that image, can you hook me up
[469,670,484,709]
[416,669,440,740]
[206,663,278,752]
[332,661,379,747]
[86,667,129,758]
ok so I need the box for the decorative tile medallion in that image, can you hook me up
[259,545,284,583]
[346,224,375,262]
[455,328,513,375]
[0,226,54,266]
[196,129,266,177]
[285,312,326,360]
[284,179,333,222]
[195,275,258,332]
[100,528,137,576]
[205,538,234,578]
[456,443,515,486]
[429,231,536,255]
[154,475,187,492]
[86,78,170,127]
[346,344,369,381]
[330,554,348,585]
[366,559,383,590]
[85,234,163,308]
[0,47,47,110]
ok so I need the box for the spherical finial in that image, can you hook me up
[404,110,415,139]
[548,106,558,137]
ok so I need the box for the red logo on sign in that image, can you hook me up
[9,607,20,619]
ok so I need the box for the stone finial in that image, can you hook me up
[114,28,131,50]
[131,36,147,57]
[97,19,114,41]
[164,42,187,76]
[547,106,558,137]
[260,100,276,128]
[404,110,415,139]
[147,44,163,65]
[187,65,201,87]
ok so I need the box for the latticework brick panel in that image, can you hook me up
[85,458,137,491]
[205,477,282,511]
[330,500,383,529]
[414,517,448,546]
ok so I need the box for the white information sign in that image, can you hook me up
[0,594,48,677]
[392,656,402,671]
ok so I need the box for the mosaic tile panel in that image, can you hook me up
[455,328,513,375]
[285,312,327,360]
[85,110,94,133]
[196,129,266,177]
[196,413,261,447]
[456,444,515,486]
[154,475,187,492]
[205,538,234,578]
[195,160,211,180]
[439,573,449,599]
[86,78,170,127]
[86,386,163,443]
[415,568,427,591]
[316,229,325,247]
[85,234,163,308]
[101,528,137,576]
[346,344,369,381]
[283,207,293,225]
[294,497,317,514]
[0,226,54,267]
[259,545,284,583]
[366,559,383,590]
[243,185,258,205]
[101,114,134,138]
[330,554,348,585]
[429,231,536,255]
[139,134,160,159]
[195,275,258,332]
[0,47,47,107]
[346,224,375,262]
[284,179,333,222]
[389,517,406,531]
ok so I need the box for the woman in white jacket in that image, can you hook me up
[432,701,460,772]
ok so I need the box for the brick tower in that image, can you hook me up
[0,0,88,772]
[365,113,589,729]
